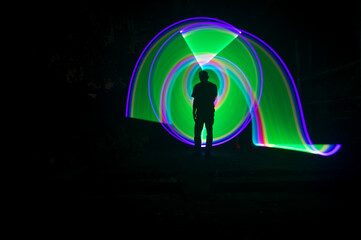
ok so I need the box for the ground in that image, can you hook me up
[27,131,360,239]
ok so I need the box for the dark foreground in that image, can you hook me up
[24,135,360,239]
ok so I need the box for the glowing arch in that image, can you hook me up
[126,17,341,156]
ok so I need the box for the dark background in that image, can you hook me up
[20,0,360,238]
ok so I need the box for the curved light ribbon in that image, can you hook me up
[125,17,341,156]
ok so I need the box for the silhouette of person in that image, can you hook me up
[192,70,217,156]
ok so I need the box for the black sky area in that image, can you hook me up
[18,0,360,238]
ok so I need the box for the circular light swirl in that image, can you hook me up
[159,55,254,146]
[126,17,341,156]
[147,19,263,147]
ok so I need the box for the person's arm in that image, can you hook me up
[192,86,197,121]
[193,100,197,121]
[214,85,218,101]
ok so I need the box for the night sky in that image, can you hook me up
[21,0,360,238]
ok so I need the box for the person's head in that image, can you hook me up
[199,70,209,82]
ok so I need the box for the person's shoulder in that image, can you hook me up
[194,82,203,89]
[206,81,215,86]
[192,83,200,97]
[209,82,217,88]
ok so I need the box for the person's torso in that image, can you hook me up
[194,82,217,114]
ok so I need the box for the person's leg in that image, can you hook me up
[205,117,214,154]
[194,119,204,153]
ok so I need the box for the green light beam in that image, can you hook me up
[181,28,238,68]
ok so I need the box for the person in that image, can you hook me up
[191,70,217,156]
